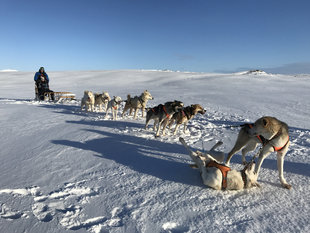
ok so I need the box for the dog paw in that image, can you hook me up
[282,183,292,189]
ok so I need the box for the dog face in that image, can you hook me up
[83,91,94,102]
[248,116,280,139]
[172,100,184,112]
[113,96,122,103]
[191,104,206,115]
[143,90,154,100]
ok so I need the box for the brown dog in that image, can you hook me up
[168,104,206,135]
[122,90,154,119]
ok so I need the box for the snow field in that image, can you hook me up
[0,70,310,233]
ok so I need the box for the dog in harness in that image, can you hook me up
[179,137,259,190]
[145,100,184,137]
[225,116,291,189]
[168,104,206,135]
[122,90,154,119]
[105,96,122,120]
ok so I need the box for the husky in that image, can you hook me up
[94,91,111,112]
[179,137,259,190]
[225,116,291,189]
[81,91,95,112]
[105,96,122,120]
[122,90,154,119]
[145,100,184,137]
[168,104,206,135]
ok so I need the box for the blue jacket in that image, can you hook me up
[34,71,49,82]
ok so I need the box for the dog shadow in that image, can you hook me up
[52,125,204,187]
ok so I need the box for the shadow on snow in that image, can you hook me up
[52,120,204,187]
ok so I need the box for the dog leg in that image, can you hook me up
[277,148,291,189]
[183,122,188,133]
[162,118,171,136]
[155,122,161,137]
[145,118,151,130]
[254,146,273,179]
[141,107,145,118]
[122,104,129,117]
[129,108,134,116]
[241,141,258,164]
[105,107,110,119]
[133,108,138,119]
[153,120,158,131]
[168,118,175,130]
[112,109,115,120]
[173,124,181,135]
[226,137,251,165]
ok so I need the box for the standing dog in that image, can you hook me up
[122,90,154,119]
[105,96,122,120]
[225,116,291,189]
[94,91,111,112]
[81,91,95,112]
[145,100,184,137]
[169,104,206,135]
[179,137,258,190]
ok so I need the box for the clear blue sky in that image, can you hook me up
[1,0,310,73]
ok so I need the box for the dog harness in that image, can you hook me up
[162,106,170,118]
[245,124,289,152]
[206,161,231,189]
[273,135,290,151]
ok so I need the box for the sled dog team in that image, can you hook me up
[81,90,291,191]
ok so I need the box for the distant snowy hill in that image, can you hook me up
[0,70,310,233]
[0,69,18,72]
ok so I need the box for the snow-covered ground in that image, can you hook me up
[0,70,309,233]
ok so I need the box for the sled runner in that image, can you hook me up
[35,84,75,102]
[45,91,76,102]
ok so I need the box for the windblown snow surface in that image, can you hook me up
[0,70,309,233]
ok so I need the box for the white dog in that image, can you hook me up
[94,91,111,112]
[81,90,95,112]
[179,137,259,190]
[105,96,122,120]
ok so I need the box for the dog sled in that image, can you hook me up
[35,84,76,102]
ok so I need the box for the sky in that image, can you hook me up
[1,0,310,73]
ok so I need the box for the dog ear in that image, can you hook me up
[262,118,269,127]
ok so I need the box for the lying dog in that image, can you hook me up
[122,90,154,119]
[226,116,291,189]
[94,91,111,112]
[169,104,206,135]
[145,100,184,137]
[179,137,258,190]
[81,90,95,112]
[105,96,122,120]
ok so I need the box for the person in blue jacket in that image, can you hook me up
[34,67,54,100]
